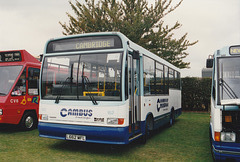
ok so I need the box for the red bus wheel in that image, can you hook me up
[20,112,37,130]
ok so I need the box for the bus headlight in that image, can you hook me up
[221,132,236,142]
[39,114,48,120]
[107,118,124,125]
[0,109,3,115]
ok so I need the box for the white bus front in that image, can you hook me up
[38,47,131,144]
[210,45,240,160]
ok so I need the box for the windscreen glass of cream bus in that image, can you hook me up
[41,53,122,101]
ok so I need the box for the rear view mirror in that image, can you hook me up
[206,55,213,68]
[39,54,43,62]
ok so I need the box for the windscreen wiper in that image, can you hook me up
[82,76,98,105]
[219,78,238,99]
[55,77,72,104]
[55,64,74,104]
[0,92,6,96]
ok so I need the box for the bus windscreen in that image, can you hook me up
[0,66,23,95]
[41,52,122,101]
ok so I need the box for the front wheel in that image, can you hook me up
[20,112,37,131]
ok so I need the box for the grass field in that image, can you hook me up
[0,112,212,161]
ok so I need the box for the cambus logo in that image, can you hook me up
[60,108,93,117]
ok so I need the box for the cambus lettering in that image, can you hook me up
[60,108,92,117]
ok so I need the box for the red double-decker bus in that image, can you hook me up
[0,50,41,130]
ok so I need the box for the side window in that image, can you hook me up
[176,71,181,90]
[164,66,169,94]
[11,68,26,96]
[169,68,174,88]
[156,62,164,94]
[143,56,155,95]
[28,68,40,95]
[169,70,181,90]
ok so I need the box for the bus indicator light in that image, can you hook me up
[214,132,221,142]
[39,114,48,120]
[118,118,124,125]
[225,116,232,123]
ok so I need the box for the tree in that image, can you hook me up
[60,0,198,68]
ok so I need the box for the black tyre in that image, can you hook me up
[169,110,175,127]
[20,112,37,131]
[141,116,152,144]
[141,122,149,144]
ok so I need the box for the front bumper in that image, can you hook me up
[38,122,130,144]
[212,140,240,161]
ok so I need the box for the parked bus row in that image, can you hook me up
[2,32,240,160]
[0,32,181,144]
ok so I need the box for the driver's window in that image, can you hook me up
[11,68,26,96]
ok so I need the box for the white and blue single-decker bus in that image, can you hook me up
[209,45,240,160]
[38,32,182,144]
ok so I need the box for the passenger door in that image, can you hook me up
[128,54,140,134]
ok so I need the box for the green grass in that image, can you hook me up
[0,112,212,161]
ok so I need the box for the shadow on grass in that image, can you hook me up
[0,124,37,133]
[0,124,21,133]
[47,120,180,156]
[149,118,180,138]
[49,138,143,156]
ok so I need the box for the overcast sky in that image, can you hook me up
[0,0,239,77]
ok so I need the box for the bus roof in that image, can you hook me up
[0,50,40,64]
[214,45,240,57]
[44,32,180,72]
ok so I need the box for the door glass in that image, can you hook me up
[11,68,26,96]
[28,68,40,95]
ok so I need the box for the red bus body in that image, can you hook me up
[0,50,41,130]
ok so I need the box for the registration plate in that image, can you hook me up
[66,134,86,141]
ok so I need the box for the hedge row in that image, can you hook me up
[181,77,212,112]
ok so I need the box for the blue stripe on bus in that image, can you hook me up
[211,140,240,160]
[38,122,129,144]
[210,125,240,161]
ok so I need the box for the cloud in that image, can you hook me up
[0,0,239,77]
[159,0,240,77]
[0,0,75,55]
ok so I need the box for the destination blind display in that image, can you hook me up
[0,52,22,62]
[75,39,114,49]
[230,45,240,55]
[46,35,122,53]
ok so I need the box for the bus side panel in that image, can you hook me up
[140,90,181,130]
[141,96,169,122]
[169,89,182,118]
[210,106,222,140]
[3,95,39,124]
[3,96,29,124]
